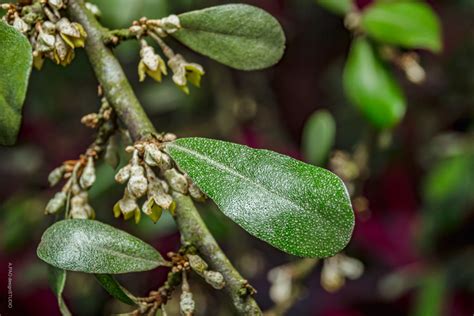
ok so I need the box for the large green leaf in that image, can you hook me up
[48,266,72,316]
[0,21,32,145]
[165,138,354,258]
[343,38,406,129]
[172,4,285,70]
[361,1,442,52]
[95,274,137,305]
[37,219,165,274]
[302,109,336,166]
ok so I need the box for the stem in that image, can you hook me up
[67,1,261,314]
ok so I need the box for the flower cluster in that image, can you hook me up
[128,15,205,94]
[1,0,88,69]
[113,135,205,224]
[46,155,97,219]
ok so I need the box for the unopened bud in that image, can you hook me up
[187,254,208,276]
[204,270,225,289]
[164,168,188,194]
[179,291,195,316]
[48,165,65,187]
[45,191,67,214]
[115,164,131,184]
[80,156,96,189]
[127,165,148,198]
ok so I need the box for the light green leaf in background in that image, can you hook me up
[165,138,354,258]
[317,0,352,15]
[172,4,286,70]
[302,109,336,166]
[343,38,406,129]
[411,271,446,316]
[48,266,72,316]
[361,1,442,52]
[37,219,166,274]
[95,274,137,305]
[0,21,32,145]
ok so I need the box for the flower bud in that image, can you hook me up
[143,143,162,167]
[80,156,96,189]
[187,254,208,277]
[204,270,225,289]
[13,14,29,33]
[179,291,195,316]
[188,181,205,201]
[114,188,139,219]
[48,165,65,187]
[115,164,131,184]
[164,168,188,194]
[85,2,101,17]
[159,14,181,34]
[70,192,93,219]
[48,0,64,9]
[45,191,67,214]
[57,17,80,38]
[127,165,148,198]
[129,25,144,37]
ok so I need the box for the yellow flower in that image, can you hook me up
[168,54,205,94]
[138,43,167,83]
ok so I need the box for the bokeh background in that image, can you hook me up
[1,0,473,315]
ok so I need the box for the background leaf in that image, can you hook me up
[165,137,354,258]
[37,219,165,274]
[48,265,72,316]
[343,38,406,129]
[95,274,137,305]
[317,0,352,15]
[0,21,32,145]
[172,4,285,70]
[302,109,336,166]
[361,1,442,52]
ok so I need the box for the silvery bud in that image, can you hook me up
[114,188,139,219]
[13,15,29,33]
[85,2,101,17]
[160,14,181,34]
[159,152,172,171]
[48,165,65,187]
[45,191,67,214]
[127,165,148,198]
[140,45,159,72]
[37,31,55,52]
[143,143,162,167]
[70,192,93,219]
[48,0,64,9]
[54,34,68,61]
[204,270,225,289]
[57,18,80,38]
[80,156,96,189]
[188,181,205,201]
[187,254,208,276]
[338,255,364,280]
[163,133,177,142]
[164,168,188,194]
[115,164,131,184]
[129,25,144,37]
[104,136,120,169]
[42,21,56,34]
[179,291,195,316]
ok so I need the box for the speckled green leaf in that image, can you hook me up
[343,38,406,129]
[95,274,137,305]
[165,138,354,258]
[302,110,336,166]
[48,266,72,316]
[317,0,352,15]
[361,1,442,52]
[37,219,165,274]
[172,4,285,70]
[0,21,32,145]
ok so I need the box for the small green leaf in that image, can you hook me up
[37,219,166,274]
[0,21,32,145]
[343,38,406,129]
[95,274,137,305]
[361,1,442,52]
[302,110,336,166]
[172,4,285,70]
[412,271,446,316]
[48,266,72,316]
[165,138,354,258]
[317,0,352,15]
